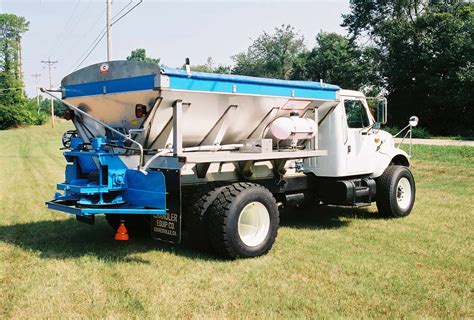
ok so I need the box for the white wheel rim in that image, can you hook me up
[237,201,271,247]
[396,177,412,210]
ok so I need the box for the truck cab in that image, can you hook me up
[308,89,410,178]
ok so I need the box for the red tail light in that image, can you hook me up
[64,109,74,121]
[135,104,147,118]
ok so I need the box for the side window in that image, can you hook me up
[344,100,370,128]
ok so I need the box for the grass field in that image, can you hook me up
[0,123,473,318]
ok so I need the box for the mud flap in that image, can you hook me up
[151,169,181,244]
[124,170,166,208]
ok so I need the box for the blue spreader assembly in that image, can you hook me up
[46,137,167,216]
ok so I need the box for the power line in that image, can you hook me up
[47,0,114,74]
[44,0,82,59]
[41,58,59,128]
[31,73,42,111]
[71,31,107,72]
[112,0,133,21]
[106,0,133,61]
[69,26,107,72]
[70,0,143,72]
[52,0,94,59]
[106,0,112,61]
[81,8,108,39]
[55,8,107,84]
[111,0,143,27]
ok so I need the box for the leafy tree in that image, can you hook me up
[186,57,214,72]
[0,13,29,107]
[292,32,383,93]
[342,1,473,135]
[213,65,232,74]
[0,14,47,130]
[232,25,305,79]
[182,57,231,74]
[126,48,160,65]
[37,96,66,117]
[0,104,35,129]
[0,97,48,130]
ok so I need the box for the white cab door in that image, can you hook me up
[343,98,376,175]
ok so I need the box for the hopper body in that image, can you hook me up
[61,61,340,149]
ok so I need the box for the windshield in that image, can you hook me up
[344,100,370,128]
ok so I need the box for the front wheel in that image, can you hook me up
[207,183,279,259]
[376,165,416,218]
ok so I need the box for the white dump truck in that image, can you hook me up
[45,60,417,259]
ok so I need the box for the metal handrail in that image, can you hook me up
[40,88,145,169]
[393,123,414,156]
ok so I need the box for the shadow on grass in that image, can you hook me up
[280,204,381,230]
[0,206,380,262]
[0,216,217,262]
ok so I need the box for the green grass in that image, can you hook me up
[1,123,473,318]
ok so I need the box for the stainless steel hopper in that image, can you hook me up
[61,61,340,153]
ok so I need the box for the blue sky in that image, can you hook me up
[1,0,350,96]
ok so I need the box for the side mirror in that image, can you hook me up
[376,98,387,124]
[409,116,419,127]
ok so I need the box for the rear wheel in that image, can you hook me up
[376,165,416,218]
[182,182,226,250]
[208,183,279,259]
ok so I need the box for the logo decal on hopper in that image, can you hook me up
[99,63,109,74]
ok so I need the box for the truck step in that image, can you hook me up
[353,202,371,207]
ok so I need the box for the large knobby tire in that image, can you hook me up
[182,182,226,250]
[376,165,416,218]
[105,214,150,235]
[208,183,279,259]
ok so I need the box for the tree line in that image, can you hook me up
[2,1,473,136]
[130,1,473,137]
[0,14,50,129]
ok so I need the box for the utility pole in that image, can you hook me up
[31,73,41,112]
[106,0,112,61]
[41,58,58,128]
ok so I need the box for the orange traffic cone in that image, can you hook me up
[115,220,129,241]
